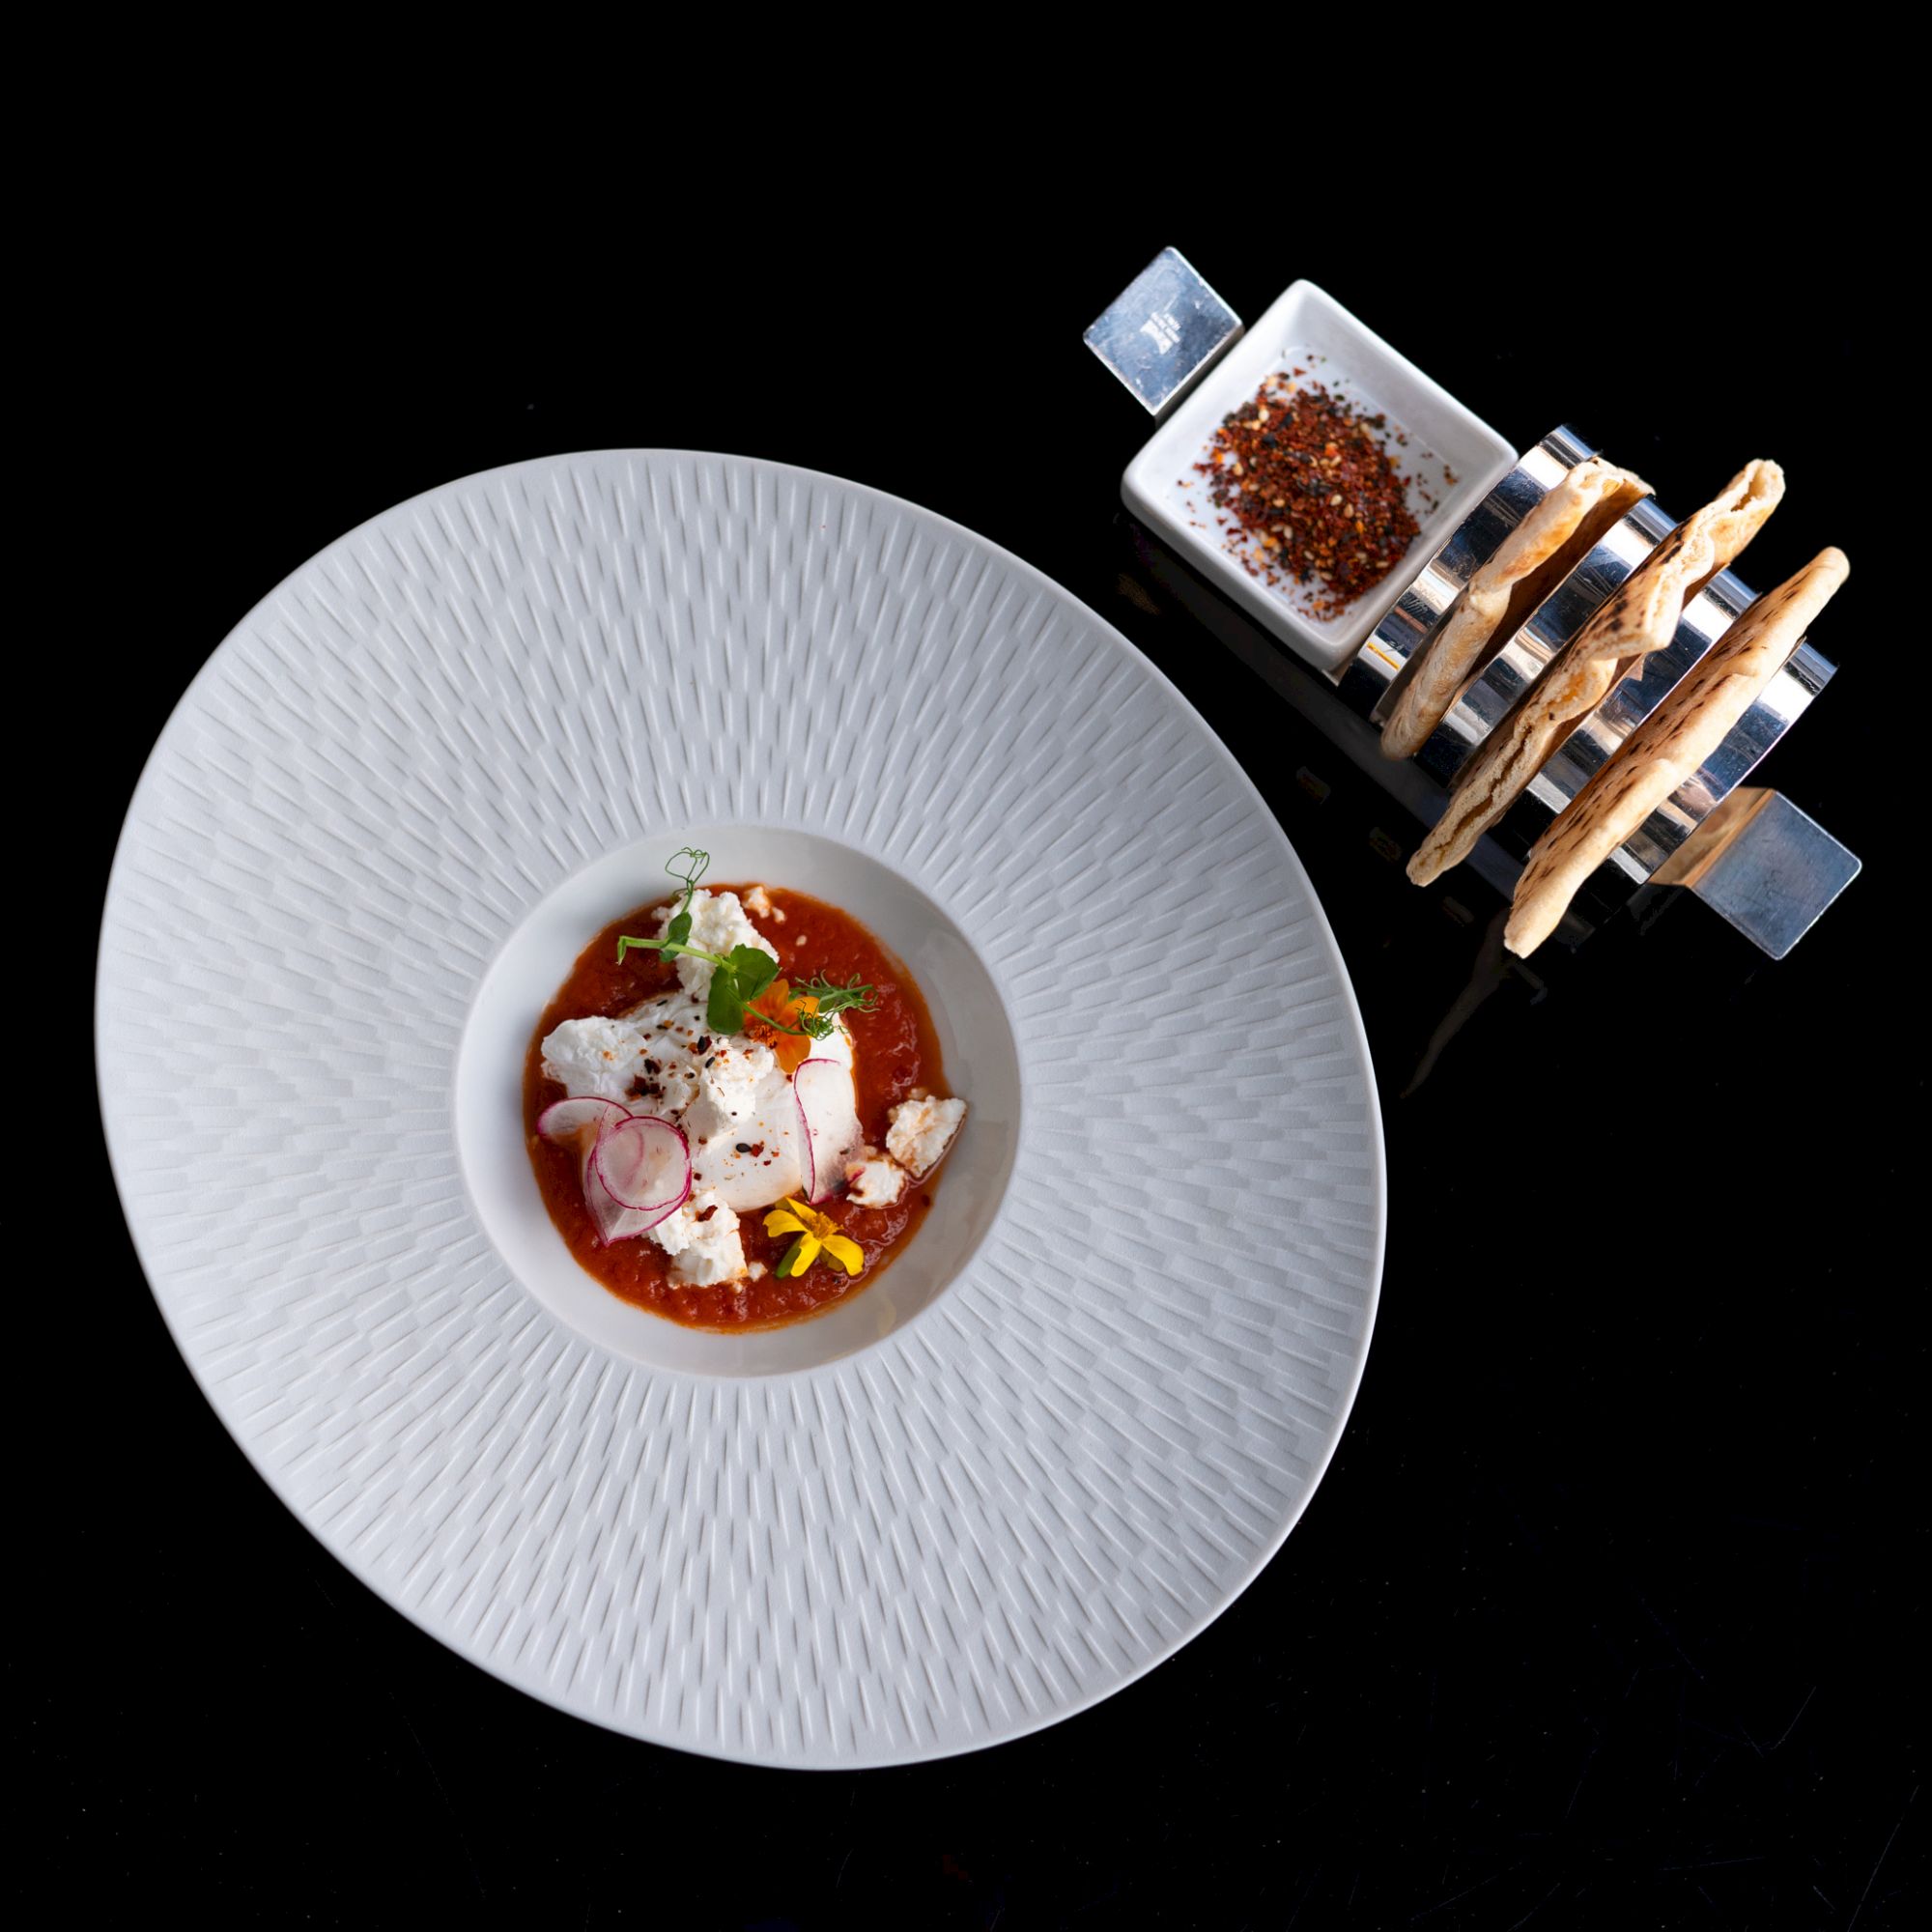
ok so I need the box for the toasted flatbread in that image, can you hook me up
[1406,460,1785,887]
[1504,548,1848,956]
[1379,458,1650,760]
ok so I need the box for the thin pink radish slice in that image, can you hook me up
[537,1094,631,1143]
[534,1097,670,1245]
[792,1058,861,1204]
[586,1168,687,1241]
[592,1115,691,1212]
[582,1148,658,1246]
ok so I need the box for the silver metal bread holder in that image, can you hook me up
[1086,249,1861,959]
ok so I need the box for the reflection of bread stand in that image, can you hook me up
[1400,907,1512,1099]
[1085,250,1859,962]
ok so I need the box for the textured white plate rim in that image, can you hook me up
[97,449,1386,1768]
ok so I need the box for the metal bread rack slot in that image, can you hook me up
[1337,427,1855,952]
[1088,256,1861,958]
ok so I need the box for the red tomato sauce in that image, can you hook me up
[524,887,948,1330]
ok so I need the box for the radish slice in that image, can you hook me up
[792,1058,861,1204]
[535,1095,672,1245]
[592,1115,691,1212]
[537,1094,631,1143]
[582,1152,657,1246]
[792,1082,815,1201]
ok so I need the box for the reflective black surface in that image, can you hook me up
[44,202,1917,1925]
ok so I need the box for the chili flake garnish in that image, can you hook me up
[1194,375,1422,618]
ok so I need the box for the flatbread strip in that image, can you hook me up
[1505,548,1849,956]
[1406,460,1785,887]
[1380,457,1650,760]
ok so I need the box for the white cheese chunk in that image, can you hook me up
[885,1094,966,1178]
[682,1036,779,1146]
[650,1188,746,1286]
[543,995,713,1114]
[540,1015,654,1104]
[658,889,778,1000]
[845,1154,907,1208]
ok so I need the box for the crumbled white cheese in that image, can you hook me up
[543,997,711,1114]
[541,884,880,1284]
[650,1187,747,1286]
[845,1153,906,1208]
[691,1019,858,1208]
[540,1015,653,1104]
[550,984,862,1220]
[682,1036,779,1147]
[645,1058,701,1119]
[886,1094,966,1178]
[658,889,778,1000]
[744,885,774,917]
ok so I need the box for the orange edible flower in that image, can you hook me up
[743,978,820,1074]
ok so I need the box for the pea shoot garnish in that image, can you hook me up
[613,851,877,1041]
[656,847,708,950]
[752,974,880,1041]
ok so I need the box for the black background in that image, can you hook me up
[29,163,1922,1927]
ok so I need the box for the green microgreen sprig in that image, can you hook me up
[613,849,791,1036]
[657,847,707,950]
[750,974,880,1042]
[613,852,883,1039]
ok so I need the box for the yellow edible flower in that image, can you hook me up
[763,1197,864,1279]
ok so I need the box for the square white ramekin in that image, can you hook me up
[1122,280,1516,676]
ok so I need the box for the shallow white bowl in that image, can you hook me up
[1122,280,1516,675]
[99,451,1385,1765]
[457,824,1021,1377]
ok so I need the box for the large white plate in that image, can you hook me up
[98,452,1384,1766]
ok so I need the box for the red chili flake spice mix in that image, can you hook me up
[1195,375,1422,617]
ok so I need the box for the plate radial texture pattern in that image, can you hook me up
[98,451,1384,1765]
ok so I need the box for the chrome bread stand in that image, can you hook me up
[1089,255,1861,959]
